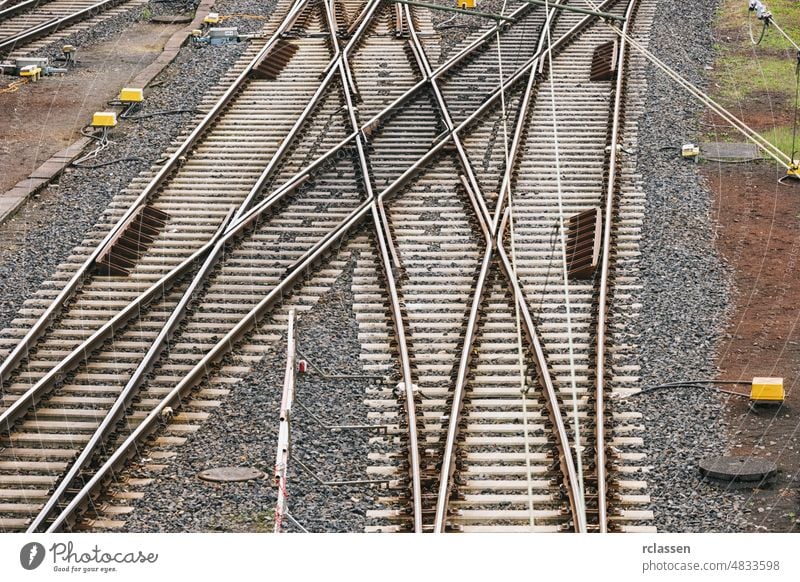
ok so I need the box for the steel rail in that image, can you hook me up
[430,0,590,533]
[404,6,491,236]
[0,153,315,437]
[495,208,585,529]
[491,0,618,230]
[324,0,423,532]
[0,0,130,54]
[3,0,619,533]
[229,2,540,241]
[233,0,383,221]
[0,0,309,385]
[404,4,506,532]
[594,0,639,534]
[42,4,552,531]
[45,199,375,532]
[0,0,612,395]
[24,210,235,533]
[0,0,47,23]
[491,0,588,532]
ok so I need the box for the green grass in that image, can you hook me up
[712,0,800,108]
[762,124,800,157]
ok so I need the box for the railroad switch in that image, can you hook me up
[750,377,784,404]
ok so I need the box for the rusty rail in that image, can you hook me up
[595,0,639,533]
[323,0,423,532]
[0,0,310,386]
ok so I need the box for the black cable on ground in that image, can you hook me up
[617,379,751,399]
[121,108,197,120]
[72,156,149,169]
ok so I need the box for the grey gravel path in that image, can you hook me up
[628,0,751,532]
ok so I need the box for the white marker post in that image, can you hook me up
[274,309,297,533]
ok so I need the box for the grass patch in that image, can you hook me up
[712,0,800,109]
[762,123,800,157]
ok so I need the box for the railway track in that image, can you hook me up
[0,0,659,533]
[363,0,657,532]
[0,0,145,58]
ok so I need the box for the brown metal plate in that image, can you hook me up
[589,40,617,82]
[198,467,265,483]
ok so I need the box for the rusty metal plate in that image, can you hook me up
[589,40,617,82]
[566,207,601,279]
[252,39,298,80]
[198,467,265,483]
[699,456,777,483]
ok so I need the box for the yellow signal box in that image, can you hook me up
[91,111,118,127]
[458,0,475,8]
[750,377,784,403]
[118,87,143,103]
[18,65,41,80]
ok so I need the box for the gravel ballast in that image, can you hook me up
[630,0,751,532]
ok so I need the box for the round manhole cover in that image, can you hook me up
[699,456,777,483]
[198,467,265,483]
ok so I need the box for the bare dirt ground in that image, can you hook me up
[0,20,182,194]
[700,155,800,532]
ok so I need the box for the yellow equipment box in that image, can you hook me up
[118,87,143,103]
[750,377,784,402]
[458,0,476,8]
[91,111,118,127]
[18,65,41,79]
[204,12,220,24]
[681,143,700,158]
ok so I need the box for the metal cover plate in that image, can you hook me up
[699,456,777,483]
[701,142,760,161]
[198,467,265,483]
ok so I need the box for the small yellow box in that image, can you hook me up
[750,377,784,402]
[118,87,143,103]
[458,0,475,8]
[91,111,118,127]
[18,65,41,78]
[204,12,220,24]
[682,144,700,158]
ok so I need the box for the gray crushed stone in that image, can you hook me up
[626,0,750,532]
